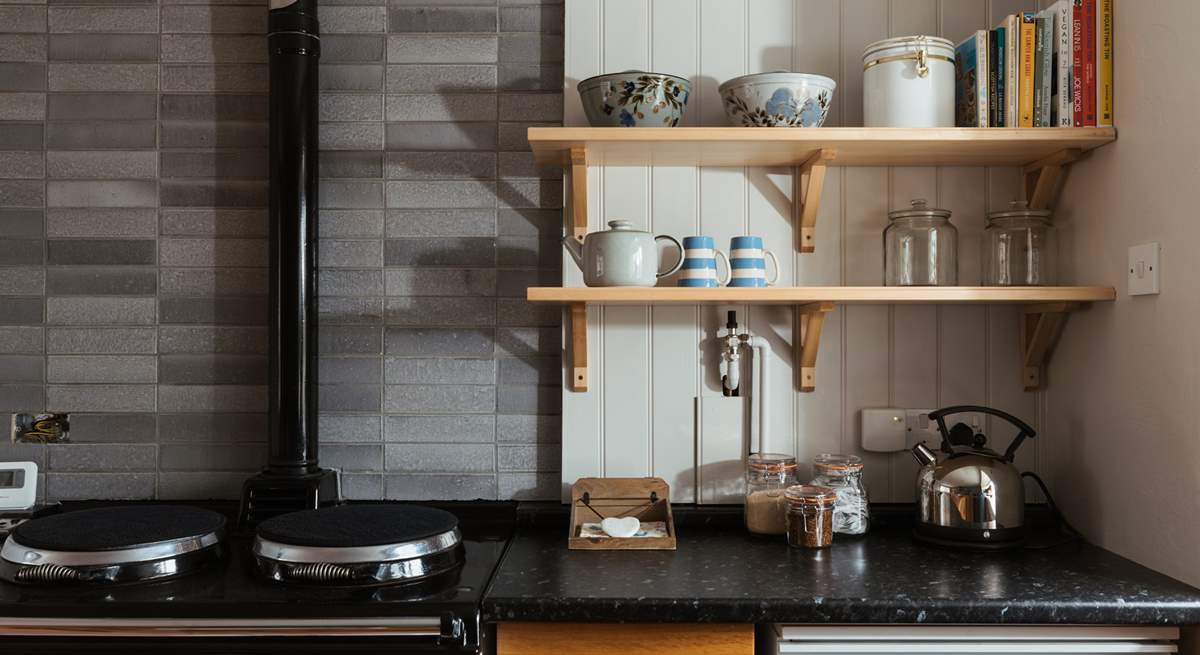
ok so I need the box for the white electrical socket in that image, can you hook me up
[1128,242,1161,296]
[861,409,907,452]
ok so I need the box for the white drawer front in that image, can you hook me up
[774,626,1179,655]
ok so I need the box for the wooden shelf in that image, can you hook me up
[528,286,1116,306]
[538,126,1115,253]
[535,286,1116,394]
[529,127,1116,167]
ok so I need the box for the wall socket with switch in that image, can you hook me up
[861,408,986,452]
[1128,242,1161,296]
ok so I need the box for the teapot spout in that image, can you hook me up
[562,234,584,269]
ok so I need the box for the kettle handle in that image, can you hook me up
[928,405,1036,463]
[654,235,684,278]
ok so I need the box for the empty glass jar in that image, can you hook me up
[744,453,798,535]
[982,201,1057,286]
[810,454,869,535]
[884,199,958,286]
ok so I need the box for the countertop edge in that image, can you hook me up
[481,597,1200,625]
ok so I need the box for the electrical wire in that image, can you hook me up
[1022,471,1084,549]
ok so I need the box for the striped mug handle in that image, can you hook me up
[713,249,731,286]
[763,250,780,286]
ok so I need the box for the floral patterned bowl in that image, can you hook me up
[718,72,836,127]
[577,71,692,127]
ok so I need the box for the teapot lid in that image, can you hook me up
[607,219,640,231]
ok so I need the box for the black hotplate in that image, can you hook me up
[0,501,515,621]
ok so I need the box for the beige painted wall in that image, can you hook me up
[1047,0,1200,587]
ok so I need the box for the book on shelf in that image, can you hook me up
[1018,13,1036,127]
[1034,15,1053,127]
[1045,0,1074,127]
[997,14,1020,126]
[1097,0,1114,126]
[955,31,989,127]
[988,29,1002,126]
[1072,0,1085,126]
[1082,0,1098,126]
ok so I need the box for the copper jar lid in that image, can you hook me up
[784,484,838,507]
[813,453,864,474]
[747,453,798,472]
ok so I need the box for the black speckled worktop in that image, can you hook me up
[481,505,1200,625]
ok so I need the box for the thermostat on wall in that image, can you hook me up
[0,462,37,512]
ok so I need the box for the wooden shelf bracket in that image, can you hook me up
[1021,302,1079,391]
[1023,148,1081,210]
[794,301,836,392]
[795,149,836,253]
[568,302,588,392]
[565,147,588,244]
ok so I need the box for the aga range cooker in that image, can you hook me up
[0,501,514,653]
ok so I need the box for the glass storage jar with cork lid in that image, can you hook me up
[810,453,870,535]
[784,485,838,549]
[744,453,798,536]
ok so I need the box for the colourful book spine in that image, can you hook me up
[1055,0,1074,127]
[1019,12,1036,127]
[989,29,1002,127]
[955,31,989,127]
[1071,0,1084,126]
[1000,14,1020,127]
[1033,16,1048,126]
[991,28,1006,127]
[1082,0,1097,126]
[1097,0,1114,126]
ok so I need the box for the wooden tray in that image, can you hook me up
[567,477,677,551]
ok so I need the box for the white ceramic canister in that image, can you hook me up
[862,35,955,127]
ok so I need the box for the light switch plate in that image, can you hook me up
[1128,242,1161,296]
[861,408,907,452]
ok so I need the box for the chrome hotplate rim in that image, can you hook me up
[252,527,461,564]
[0,531,223,567]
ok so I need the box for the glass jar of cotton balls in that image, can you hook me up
[810,453,870,535]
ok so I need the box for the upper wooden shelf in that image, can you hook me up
[529,127,1117,168]
[527,286,1117,306]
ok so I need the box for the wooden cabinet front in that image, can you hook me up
[497,623,753,655]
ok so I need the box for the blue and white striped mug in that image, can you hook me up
[728,236,780,287]
[677,236,730,288]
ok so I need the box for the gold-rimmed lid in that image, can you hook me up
[747,453,798,472]
[784,484,838,507]
[813,453,864,474]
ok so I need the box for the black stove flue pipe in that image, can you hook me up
[266,0,319,475]
[240,0,338,525]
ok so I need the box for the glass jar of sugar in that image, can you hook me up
[744,453,798,536]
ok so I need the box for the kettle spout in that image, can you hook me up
[561,234,584,269]
[911,442,938,467]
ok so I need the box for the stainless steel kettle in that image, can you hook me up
[910,405,1035,548]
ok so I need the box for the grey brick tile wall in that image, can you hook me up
[0,0,562,502]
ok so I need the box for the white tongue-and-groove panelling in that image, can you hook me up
[561,0,1057,503]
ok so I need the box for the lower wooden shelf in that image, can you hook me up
[528,286,1116,393]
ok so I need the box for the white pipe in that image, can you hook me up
[747,336,769,455]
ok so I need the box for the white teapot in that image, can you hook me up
[563,220,683,287]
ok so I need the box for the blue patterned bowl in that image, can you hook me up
[577,71,692,127]
[718,72,836,127]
